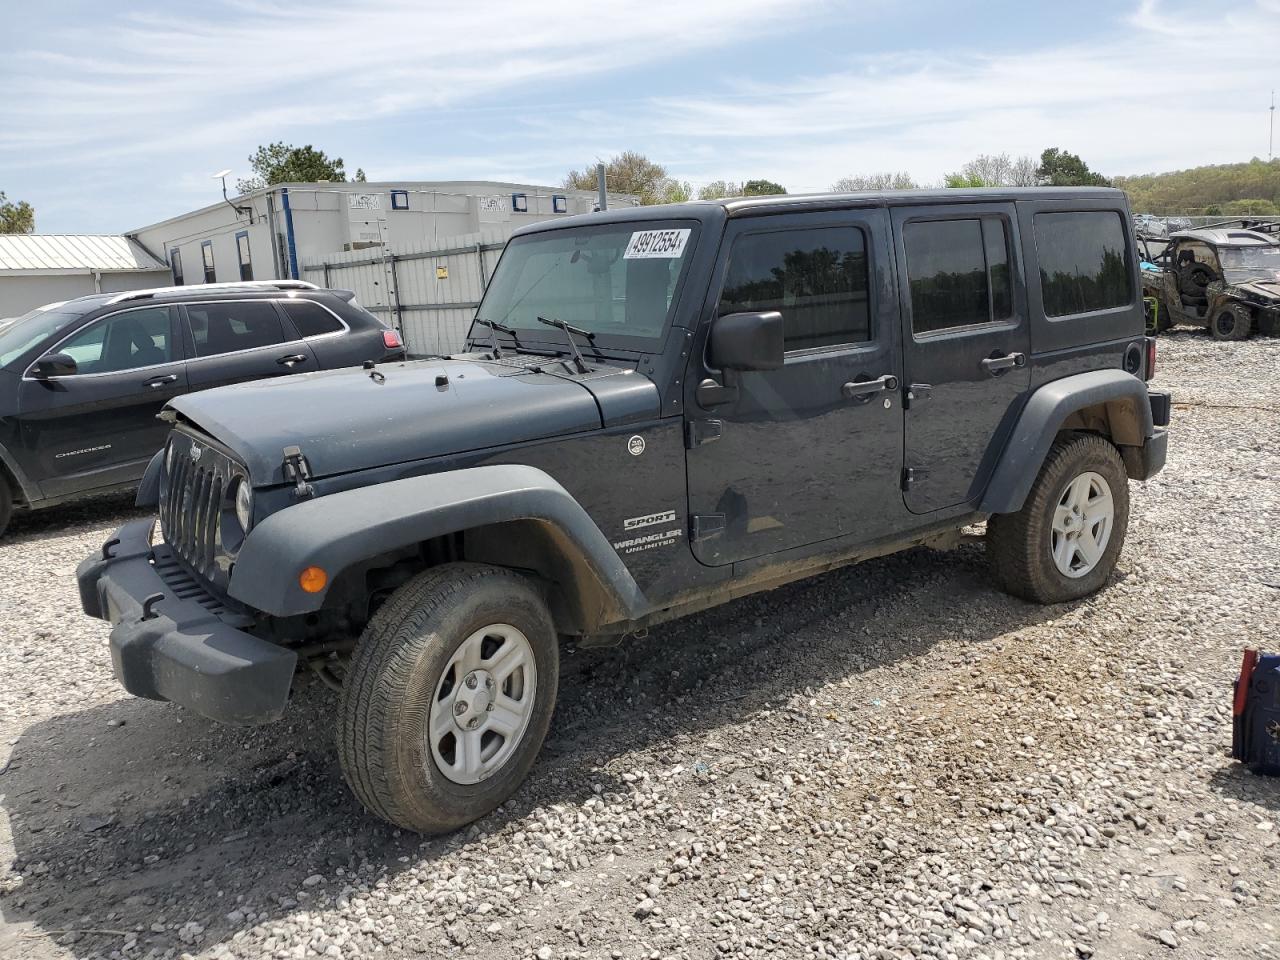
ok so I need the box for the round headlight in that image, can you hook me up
[234,477,254,531]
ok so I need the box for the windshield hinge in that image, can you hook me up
[282,445,315,500]
[690,513,726,542]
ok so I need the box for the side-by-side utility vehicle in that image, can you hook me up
[78,188,1170,832]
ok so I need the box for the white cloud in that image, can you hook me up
[640,0,1280,191]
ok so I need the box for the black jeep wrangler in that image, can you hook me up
[78,187,1170,833]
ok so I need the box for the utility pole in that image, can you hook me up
[1270,89,1275,161]
[596,162,608,212]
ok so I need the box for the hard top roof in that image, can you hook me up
[512,186,1126,237]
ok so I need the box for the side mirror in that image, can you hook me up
[708,311,784,372]
[32,352,78,378]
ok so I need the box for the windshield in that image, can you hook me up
[475,220,698,349]
[0,303,89,368]
[1220,245,1280,283]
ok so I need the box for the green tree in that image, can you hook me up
[1113,158,1280,215]
[944,172,991,188]
[742,178,786,196]
[1036,147,1111,187]
[564,151,675,205]
[237,143,353,193]
[0,191,35,234]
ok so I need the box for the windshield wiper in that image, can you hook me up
[472,318,520,359]
[536,316,595,373]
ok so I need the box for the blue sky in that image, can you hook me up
[2,0,1277,234]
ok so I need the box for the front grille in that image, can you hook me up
[159,429,243,591]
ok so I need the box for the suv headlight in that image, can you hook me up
[234,477,254,531]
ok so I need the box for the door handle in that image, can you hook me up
[277,353,309,367]
[981,352,1026,376]
[841,374,898,402]
[145,374,178,388]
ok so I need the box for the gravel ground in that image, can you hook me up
[0,330,1277,960]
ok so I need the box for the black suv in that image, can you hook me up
[78,188,1169,833]
[0,280,404,536]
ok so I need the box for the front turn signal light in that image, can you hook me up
[299,566,328,593]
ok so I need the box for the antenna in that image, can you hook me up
[212,169,254,224]
[1270,89,1275,161]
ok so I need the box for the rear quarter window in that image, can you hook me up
[280,300,345,338]
[1034,211,1132,317]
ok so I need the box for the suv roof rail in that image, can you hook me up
[105,279,318,305]
[1191,217,1280,235]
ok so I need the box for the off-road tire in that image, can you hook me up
[1211,303,1253,342]
[0,473,12,540]
[987,434,1130,604]
[338,563,559,833]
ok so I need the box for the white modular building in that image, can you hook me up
[128,181,633,289]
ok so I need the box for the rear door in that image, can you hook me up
[180,299,318,391]
[16,305,187,498]
[891,203,1031,513]
[685,208,908,566]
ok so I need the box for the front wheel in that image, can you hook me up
[338,563,559,833]
[987,435,1130,604]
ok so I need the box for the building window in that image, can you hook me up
[511,193,528,213]
[718,227,872,352]
[236,231,253,282]
[390,189,409,210]
[903,217,1013,335]
[1034,211,1131,317]
[552,195,568,214]
[201,240,216,283]
[170,249,184,286]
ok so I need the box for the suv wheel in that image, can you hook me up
[1211,303,1253,341]
[987,435,1130,604]
[338,563,559,833]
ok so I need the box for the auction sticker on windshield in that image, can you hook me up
[624,229,691,259]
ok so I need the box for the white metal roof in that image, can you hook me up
[0,234,167,274]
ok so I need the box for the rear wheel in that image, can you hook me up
[1211,303,1253,341]
[987,435,1130,604]
[338,563,558,833]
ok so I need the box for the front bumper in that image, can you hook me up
[76,519,296,725]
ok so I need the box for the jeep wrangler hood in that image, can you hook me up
[167,357,658,484]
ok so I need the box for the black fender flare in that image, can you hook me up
[980,370,1154,515]
[135,450,164,507]
[0,440,40,505]
[228,464,648,623]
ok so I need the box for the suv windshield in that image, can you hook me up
[0,303,91,368]
[475,220,697,350]
[1220,245,1280,283]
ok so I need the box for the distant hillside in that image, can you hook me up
[1114,158,1280,216]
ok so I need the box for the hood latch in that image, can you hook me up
[282,445,315,500]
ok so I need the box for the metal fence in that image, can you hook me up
[299,231,507,356]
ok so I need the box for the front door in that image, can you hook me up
[180,299,318,391]
[685,209,907,566]
[891,203,1031,513]
[17,305,187,498]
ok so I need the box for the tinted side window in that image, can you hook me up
[719,227,870,351]
[1034,211,1131,317]
[186,302,288,358]
[281,300,344,338]
[903,217,1013,335]
[58,307,174,374]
